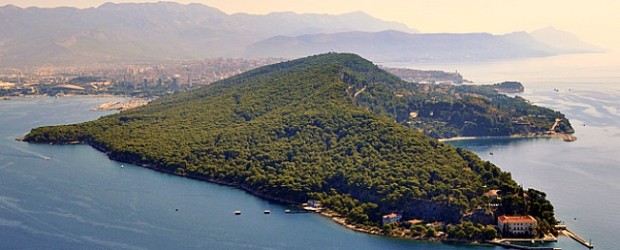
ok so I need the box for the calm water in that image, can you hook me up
[1,53,618,249]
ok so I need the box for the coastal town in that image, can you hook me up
[0,57,283,98]
[0,59,478,99]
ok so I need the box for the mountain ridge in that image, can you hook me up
[244,29,601,62]
[0,2,415,66]
[0,2,601,66]
[530,26,606,53]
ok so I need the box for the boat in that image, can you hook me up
[285,209,291,213]
[263,210,271,214]
[234,210,241,215]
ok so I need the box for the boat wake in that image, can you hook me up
[0,146,51,161]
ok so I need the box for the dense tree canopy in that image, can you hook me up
[25,53,557,235]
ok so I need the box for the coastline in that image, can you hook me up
[29,138,469,244]
[3,94,151,111]
[91,98,150,111]
[320,209,498,246]
[21,137,572,246]
[20,122,570,245]
[438,132,576,142]
[318,210,449,242]
[1,93,125,99]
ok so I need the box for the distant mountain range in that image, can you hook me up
[244,28,604,62]
[0,2,603,66]
[0,2,413,66]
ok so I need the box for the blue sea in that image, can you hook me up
[1,53,618,249]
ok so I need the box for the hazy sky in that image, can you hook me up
[5,0,620,51]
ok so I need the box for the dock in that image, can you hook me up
[302,206,323,212]
[558,227,593,249]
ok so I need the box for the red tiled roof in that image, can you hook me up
[498,215,537,223]
[407,219,423,224]
[383,213,398,219]
[485,190,500,196]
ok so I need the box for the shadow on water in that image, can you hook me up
[445,137,551,149]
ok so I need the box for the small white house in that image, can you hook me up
[307,200,322,208]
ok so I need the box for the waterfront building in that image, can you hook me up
[307,200,322,208]
[382,213,402,225]
[498,215,537,236]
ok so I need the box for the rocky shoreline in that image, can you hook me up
[91,98,150,111]
[22,137,486,244]
[18,124,568,245]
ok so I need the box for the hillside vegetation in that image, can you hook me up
[25,53,557,239]
[366,80,574,139]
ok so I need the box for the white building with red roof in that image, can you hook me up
[382,213,402,225]
[498,215,538,236]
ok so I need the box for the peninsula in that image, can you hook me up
[24,53,559,242]
[364,70,574,139]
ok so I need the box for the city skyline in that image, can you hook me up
[4,0,619,51]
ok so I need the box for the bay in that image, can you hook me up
[441,52,620,250]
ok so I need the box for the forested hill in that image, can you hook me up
[24,53,556,239]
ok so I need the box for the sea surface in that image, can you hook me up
[1,53,618,249]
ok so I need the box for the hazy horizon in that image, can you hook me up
[4,0,619,52]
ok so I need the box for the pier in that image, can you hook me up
[557,226,593,249]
